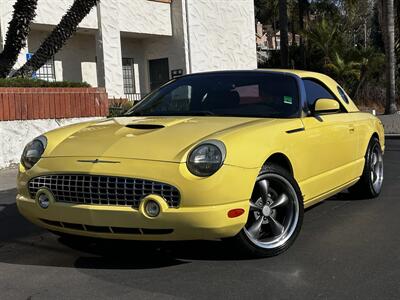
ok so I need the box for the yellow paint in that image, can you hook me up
[314,98,340,113]
[16,70,385,241]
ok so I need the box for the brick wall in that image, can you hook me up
[0,88,109,121]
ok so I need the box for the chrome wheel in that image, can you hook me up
[370,143,384,194]
[244,173,300,250]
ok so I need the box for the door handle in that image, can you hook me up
[349,125,355,133]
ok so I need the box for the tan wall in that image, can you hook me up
[28,30,98,87]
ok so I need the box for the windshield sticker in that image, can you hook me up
[284,96,293,105]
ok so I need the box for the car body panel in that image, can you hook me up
[16,70,385,241]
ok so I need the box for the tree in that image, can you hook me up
[13,0,99,78]
[279,0,289,68]
[255,0,279,47]
[324,52,360,92]
[395,0,400,72]
[306,18,339,65]
[378,0,397,114]
[0,0,38,78]
[298,0,306,69]
[352,47,385,99]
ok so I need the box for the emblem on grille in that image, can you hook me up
[77,159,120,164]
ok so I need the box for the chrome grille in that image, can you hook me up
[28,174,180,208]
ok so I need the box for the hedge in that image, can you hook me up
[0,78,91,88]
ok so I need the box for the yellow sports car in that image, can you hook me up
[17,70,385,257]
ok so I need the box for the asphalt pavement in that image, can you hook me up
[0,139,399,300]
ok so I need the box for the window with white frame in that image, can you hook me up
[122,58,136,95]
[35,58,56,82]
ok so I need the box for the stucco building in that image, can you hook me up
[0,0,257,98]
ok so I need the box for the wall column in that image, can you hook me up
[95,2,124,98]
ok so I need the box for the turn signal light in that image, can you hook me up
[228,209,245,218]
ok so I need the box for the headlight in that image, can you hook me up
[187,140,226,177]
[21,136,47,169]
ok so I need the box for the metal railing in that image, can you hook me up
[125,93,147,103]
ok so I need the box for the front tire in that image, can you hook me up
[230,164,304,258]
[349,137,384,199]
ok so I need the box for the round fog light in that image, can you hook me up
[38,193,50,209]
[145,200,160,217]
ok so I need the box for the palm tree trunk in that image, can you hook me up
[279,0,289,68]
[13,0,99,78]
[395,0,400,84]
[384,0,397,114]
[0,0,38,78]
[298,0,305,69]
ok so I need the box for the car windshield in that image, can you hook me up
[126,72,300,118]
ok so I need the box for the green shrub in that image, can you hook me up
[0,77,91,88]
[108,98,135,117]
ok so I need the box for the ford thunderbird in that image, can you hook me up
[17,70,385,257]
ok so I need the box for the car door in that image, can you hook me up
[300,79,359,203]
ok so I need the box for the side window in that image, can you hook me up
[337,86,350,104]
[303,79,336,108]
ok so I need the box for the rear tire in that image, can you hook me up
[228,164,304,258]
[348,137,384,199]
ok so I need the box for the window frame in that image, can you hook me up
[35,58,56,82]
[127,71,304,119]
[337,85,350,104]
[122,57,136,95]
[302,78,347,115]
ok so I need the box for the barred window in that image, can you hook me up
[122,58,136,94]
[35,59,56,82]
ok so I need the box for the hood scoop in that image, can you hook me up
[126,124,165,130]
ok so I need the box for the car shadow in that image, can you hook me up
[69,238,249,270]
[327,191,373,202]
[0,188,249,270]
[0,187,374,271]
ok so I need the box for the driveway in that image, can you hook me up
[0,139,399,299]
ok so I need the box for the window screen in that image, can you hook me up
[122,58,135,94]
[35,59,56,82]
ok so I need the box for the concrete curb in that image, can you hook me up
[385,134,400,139]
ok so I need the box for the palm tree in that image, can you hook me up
[378,0,397,114]
[298,0,306,69]
[306,18,339,65]
[279,0,289,68]
[395,0,400,74]
[352,48,385,100]
[324,52,361,92]
[13,0,99,78]
[0,0,38,78]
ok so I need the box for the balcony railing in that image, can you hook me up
[125,93,147,103]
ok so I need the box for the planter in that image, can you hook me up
[0,87,108,121]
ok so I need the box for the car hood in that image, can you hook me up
[44,116,285,163]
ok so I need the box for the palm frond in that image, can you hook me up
[0,0,38,78]
[13,0,99,77]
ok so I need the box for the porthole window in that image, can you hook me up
[337,86,349,104]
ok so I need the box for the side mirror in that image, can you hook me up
[314,98,340,114]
